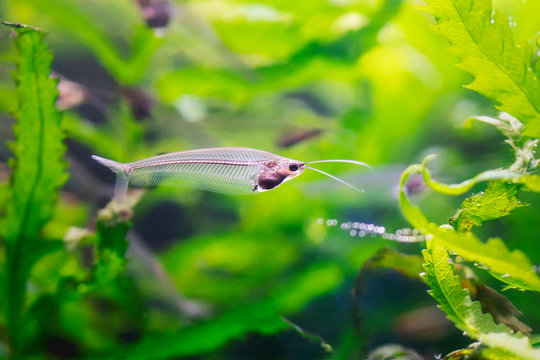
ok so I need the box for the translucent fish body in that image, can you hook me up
[92,147,304,201]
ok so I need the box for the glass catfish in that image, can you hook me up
[92,147,371,202]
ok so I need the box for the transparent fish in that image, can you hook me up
[92,147,371,202]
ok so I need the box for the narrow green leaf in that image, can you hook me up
[0,24,68,349]
[423,0,540,137]
[422,239,540,359]
[399,161,540,292]
[420,155,522,196]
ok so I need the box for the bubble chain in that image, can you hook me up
[317,218,431,243]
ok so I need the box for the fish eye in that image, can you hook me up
[289,164,299,171]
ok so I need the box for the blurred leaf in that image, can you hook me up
[0,23,68,349]
[364,248,424,280]
[121,263,342,359]
[399,161,540,292]
[456,265,532,336]
[473,283,531,336]
[63,104,145,162]
[450,181,526,232]
[156,0,403,105]
[423,0,540,137]
[471,347,522,359]
[281,317,333,354]
[91,192,142,287]
[367,343,423,360]
[12,0,163,85]
[520,174,540,192]
[441,348,473,360]
[422,239,540,359]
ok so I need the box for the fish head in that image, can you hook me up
[256,158,305,191]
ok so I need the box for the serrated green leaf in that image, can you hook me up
[421,156,530,232]
[0,24,68,349]
[423,0,540,137]
[422,240,540,359]
[451,181,526,232]
[399,161,540,292]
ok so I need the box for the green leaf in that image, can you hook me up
[90,193,142,288]
[368,344,423,360]
[472,282,531,336]
[364,248,424,280]
[120,263,343,359]
[423,0,540,137]
[0,23,68,349]
[420,155,522,196]
[421,155,529,232]
[399,161,540,292]
[450,181,526,232]
[13,0,163,85]
[156,0,402,105]
[422,239,540,359]
[520,174,540,192]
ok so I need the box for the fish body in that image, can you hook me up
[92,147,306,201]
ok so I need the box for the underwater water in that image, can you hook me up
[0,0,540,359]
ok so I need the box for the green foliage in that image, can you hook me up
[422,239,540,360]
[392,1,540,357]
[9,0,163,85]
[451,181,526,232]
[0,0,538,358]
[121,263,342,359]
[156,0,403,105]
[422,0,540,138]
[92,201,134,286]
[0,23,68,350]
[399,159,540,292]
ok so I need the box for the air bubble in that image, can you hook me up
[318,218,427,243]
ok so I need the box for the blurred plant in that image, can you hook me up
[0,0,538,359]
[395,0,540,358]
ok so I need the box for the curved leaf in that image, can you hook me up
[399,161,540,292]
[423,239,540,359]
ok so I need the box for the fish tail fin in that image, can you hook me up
[92,155,131,202]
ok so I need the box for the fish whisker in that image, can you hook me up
[305,166,365,193]
[305,159,373,172]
